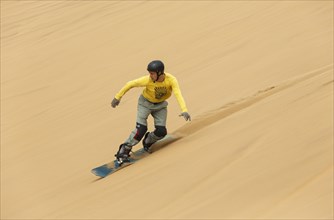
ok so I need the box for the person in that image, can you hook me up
[111,60,191,163]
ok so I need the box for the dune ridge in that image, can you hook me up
[174,64,333,138]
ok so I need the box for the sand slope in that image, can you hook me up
[1,1,333,219]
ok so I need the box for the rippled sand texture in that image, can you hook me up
[1,1,333,219]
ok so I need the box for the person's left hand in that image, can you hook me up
[179,112,191,121]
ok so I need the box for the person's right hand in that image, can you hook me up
[111,98,120,108]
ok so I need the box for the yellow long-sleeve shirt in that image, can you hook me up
[115,73,188,112]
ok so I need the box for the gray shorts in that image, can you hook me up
[137,95,168,126]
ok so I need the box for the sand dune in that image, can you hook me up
[1,1,333,219]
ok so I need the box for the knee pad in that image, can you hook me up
[133,123,147,141]
[154,126,167,138]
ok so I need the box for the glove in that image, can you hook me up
[179,112,191,121]
[111,98,120,108]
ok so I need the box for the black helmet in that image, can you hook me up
[147,60,164,75]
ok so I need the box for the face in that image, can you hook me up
[149,71,158,81]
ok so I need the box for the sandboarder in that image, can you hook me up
[111,60,191,163]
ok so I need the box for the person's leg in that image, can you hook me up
[142,102,168,151]
[115,96,151,161]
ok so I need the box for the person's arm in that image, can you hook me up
[115,76,148,100]
[111,76,148,108]
[171,77,188,112]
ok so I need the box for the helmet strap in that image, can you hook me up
[154,72,163,83]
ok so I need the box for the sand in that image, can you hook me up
[1,1,333,219]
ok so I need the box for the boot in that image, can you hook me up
[115,143,132,163]
[142,132,154,152]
